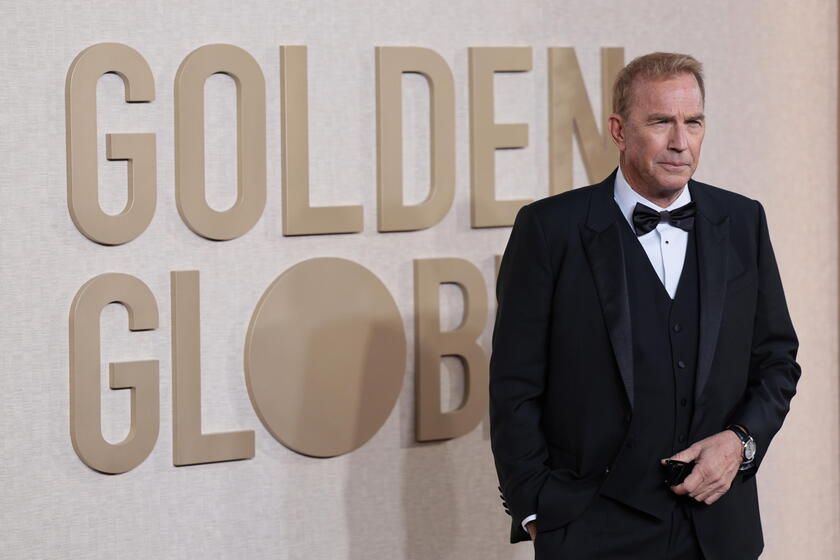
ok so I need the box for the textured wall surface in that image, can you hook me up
[0,1,837,558]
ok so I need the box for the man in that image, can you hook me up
[489,52,800,559]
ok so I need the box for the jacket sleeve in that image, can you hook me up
[490,204,554,542]
[729,201,801,477]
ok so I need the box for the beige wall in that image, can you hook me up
[0,0,836,558]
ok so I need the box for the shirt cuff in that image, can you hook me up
[521,513,537,533]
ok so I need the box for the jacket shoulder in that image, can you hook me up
[690,179,761,217]
[522,183,598,225]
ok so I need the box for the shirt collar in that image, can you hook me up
[613,166,692,229]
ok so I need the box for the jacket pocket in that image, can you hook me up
[547,442,577,470]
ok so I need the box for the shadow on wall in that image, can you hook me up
[343,320,460,560]
[400,441,459,560]
[344,437,460,560]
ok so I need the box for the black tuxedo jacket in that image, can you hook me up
[489,170,800,558]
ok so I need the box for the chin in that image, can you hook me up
[653,173,691,191]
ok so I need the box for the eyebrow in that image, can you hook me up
[647,113,706,122]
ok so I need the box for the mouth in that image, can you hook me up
[659,162,690,171]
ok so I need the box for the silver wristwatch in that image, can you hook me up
[727,425,756,470]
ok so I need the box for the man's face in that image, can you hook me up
[609,73,705,200]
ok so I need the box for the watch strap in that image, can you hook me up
[726,424,749,442]
[726,424,755,468]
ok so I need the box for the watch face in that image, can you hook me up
[744,438,757,461]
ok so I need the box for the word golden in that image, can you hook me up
[65,42,621,473]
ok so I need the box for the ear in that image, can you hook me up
[608,113,626,152]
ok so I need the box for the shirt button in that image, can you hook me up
[678,435,686,443]
[673,323,682,333]
[678,360,686,369]
[680,398,688,407]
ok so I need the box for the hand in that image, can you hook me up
[663,430,743,505]
[526,521,537,541]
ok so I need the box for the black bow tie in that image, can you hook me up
[632,201,696,236]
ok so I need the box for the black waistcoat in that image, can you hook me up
[598,215,700,521]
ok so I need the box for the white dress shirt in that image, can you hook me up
[612,166,691,299]
[520,168,692,533]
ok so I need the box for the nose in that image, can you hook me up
[669,123,688,152]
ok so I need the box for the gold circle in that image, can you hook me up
[244,258,406,457]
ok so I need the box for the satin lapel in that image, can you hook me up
[580,174,634,410]
[692,187,730,402]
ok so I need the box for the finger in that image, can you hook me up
[671,476,700,496]
[689,478,714,499]
[690,477,721,500]
[703,491,725,505]
[694,469,737,500]
[664,444,701,464]
[694,486,718,502]
[670,482,688,495]
[698,479,732,503]
[679,469,705,495]
[526,522,537,542]
[693,464,737,498]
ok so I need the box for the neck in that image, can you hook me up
[620,165,685,209]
